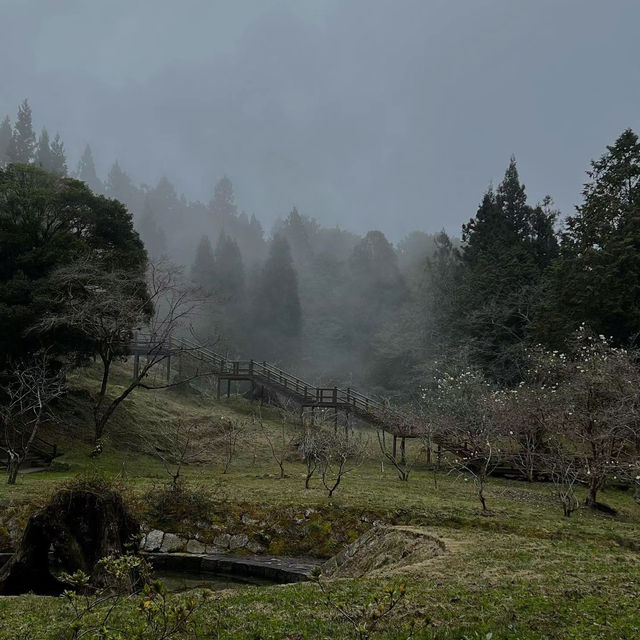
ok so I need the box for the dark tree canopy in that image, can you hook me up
[547,129,640,345]
[0,117,11,167]
[0,164,147,367]
[454,159,558,383]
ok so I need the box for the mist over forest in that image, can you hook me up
[3,3,640,638]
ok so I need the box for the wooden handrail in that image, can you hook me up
[128,334,416,432]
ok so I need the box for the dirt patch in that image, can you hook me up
[322,525,446,578]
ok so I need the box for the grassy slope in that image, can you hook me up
[0,362,639,639]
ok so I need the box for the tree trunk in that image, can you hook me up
[7,454,19,485]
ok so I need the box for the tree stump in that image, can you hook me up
[0,483,139,595]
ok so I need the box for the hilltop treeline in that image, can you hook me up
[2,99,640,402]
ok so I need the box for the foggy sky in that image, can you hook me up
[1,0,639,240]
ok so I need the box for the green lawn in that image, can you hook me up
[0,363,639,639]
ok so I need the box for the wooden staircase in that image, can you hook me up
[130,335,423,438]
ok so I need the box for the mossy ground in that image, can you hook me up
[0,362,639,639]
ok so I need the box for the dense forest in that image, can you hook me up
[2,99,640,405]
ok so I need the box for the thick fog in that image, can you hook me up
[2,0,639,239]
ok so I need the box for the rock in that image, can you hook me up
[213,533,231,549]
[229,534,249,550]
[144,529,164,552]
[205,545,226,554]
[247,540,264,554]
[160,533,184,553]
[186,539,206,554]
[241,514,258,525]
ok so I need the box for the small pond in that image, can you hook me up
[155,568,277,593]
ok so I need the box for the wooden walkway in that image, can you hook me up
[130,335,422,438]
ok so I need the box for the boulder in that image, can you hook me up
[144,529,164,552]
[186,539,206,554]
[160,533,184,553]
[229,534,249,550]
[213,533,231,549]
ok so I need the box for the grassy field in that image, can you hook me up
[0,363,639,639]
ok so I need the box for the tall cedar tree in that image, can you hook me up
[213,231,245,303]
[0,164,147,368]
[210,176,237,218]
[138,194,167,259]
[347,230,406,386]
[49,133,67,176]
[105,161,141,212]
[547,129,640,344]
[191,235,216,293]
[276,207,315,266]
[35,128,53,171]
[252,234,301,362]
[457,158,558,383]
[0,117,13,166]
[6,99,36,164]
[76,145,102,193]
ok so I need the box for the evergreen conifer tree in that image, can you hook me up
[35,128,53,170]
[49,133,67,176]
[191,235,216,293]
[105,161,141,211]
[213,231,245,302]
[76,145,102,193]
[455,158,558,383]
[0,116,12,166]
[210,176,237,219]
[7,99,36,163]
[547,129,640,344]
[252,235,301,362]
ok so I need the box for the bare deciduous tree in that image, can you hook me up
[142,419,204,487]
[546,446,581,517]
[218,417,243,474]
[256,404,295,479]
[315,429,366,498]
[39,259,208,443]
[0,354,65,484]
[376,409,422,482]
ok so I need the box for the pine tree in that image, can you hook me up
[146,177,179,228]
[252,235,301,362]
[191,235,216,292]
[49,133,67,176]
[105,161,141,211]
[0,116,11,166]
[547,129,640,344]
[76,145,102,193]
[455,158,558,383]
[138,195,167,259]
[7,99,36,163]
[212,231,245,303]
[347,230,406,384]
[35,128,52,170]
[274,207,316,265]
[210,176,237,219]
